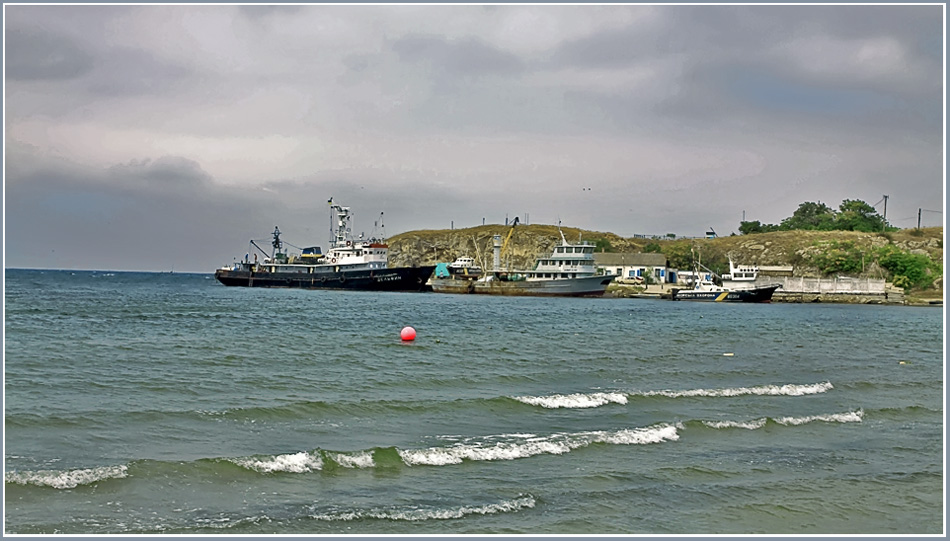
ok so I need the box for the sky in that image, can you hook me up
[3,3,945,272]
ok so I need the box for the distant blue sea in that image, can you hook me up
[3,269,944,535]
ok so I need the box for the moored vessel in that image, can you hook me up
[433,256,484,280]
[671,258,780,302]
[671,282,782,302]
[429,228,616,297]
[214,200,435,292]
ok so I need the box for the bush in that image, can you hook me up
[808,241,865,275]
[663,243,694,270]
[594,238,613,252]
[875,245,938,290]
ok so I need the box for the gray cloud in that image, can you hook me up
[3,4,944,271]
[392,34,525,77]
[5,27,95,81]
[107,156,213,189]
[85,47,195,97]
[237,5,305,19]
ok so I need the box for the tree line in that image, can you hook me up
[739,199,896,234]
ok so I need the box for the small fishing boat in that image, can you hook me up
[437,256,483,278]
[429,228,616,297]
[448,256,482,275]
[214,200,435,292]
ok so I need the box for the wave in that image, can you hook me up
[773,410,864,425]
[697,410,864,430]
[309,494,536,522]
[6,411,862,487]
[511,382,834,409]
[397,425,679,466]
[510,392,628,409]
[223,424,681,473]
[638,381,834,399]
[701,419,769,430]
[4,464,128,489]
[7,382,836,431]
[229,451,324,473]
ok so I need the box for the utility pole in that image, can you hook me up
[881,195,889,232]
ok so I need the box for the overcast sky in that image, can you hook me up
[4,3,945,272]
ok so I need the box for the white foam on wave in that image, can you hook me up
[5,464,128,489]
[330,451,375,468]
[230,451,323,473]
[774,410,864,426]
[592,425,680,445]
[512,392,628,409]
[641,381,833,398]
[398,424,678,466]
[702,419,768,430]
[311,495,536,522]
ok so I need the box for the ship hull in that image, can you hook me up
[671,284,781,302]
[429,275,615,297]
[215,266,436,292]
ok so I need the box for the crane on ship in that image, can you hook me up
[500,217,519,269]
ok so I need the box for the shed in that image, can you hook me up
[593,252,672,283]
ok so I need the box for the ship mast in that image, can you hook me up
[328,198,352,248]
[271,226,282,259]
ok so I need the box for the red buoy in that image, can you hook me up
[400,326,416,341]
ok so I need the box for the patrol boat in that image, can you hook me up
[671,257,780,302]
[214,200,434,291]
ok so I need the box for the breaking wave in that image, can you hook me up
[773,410,864,425]
[6,411,862,487]
[700,410,864,430]
[702,419,769,430]
[511,392,628,408]
[309,494,536,522]
[398,425,679,466]
[225,424,681,473]
[229,451,323,473]
[511,382,833,409]
[4,464,128,489]
[328,451,375,469]
[638,381,834,399]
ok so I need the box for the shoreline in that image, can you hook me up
[606,283,943,306]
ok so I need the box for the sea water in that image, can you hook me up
[3,269,944,535]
